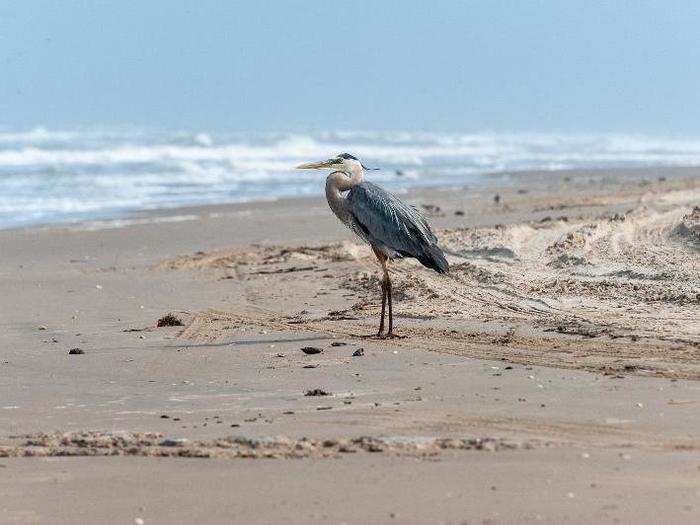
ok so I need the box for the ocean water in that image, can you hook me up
[1,127,700,229]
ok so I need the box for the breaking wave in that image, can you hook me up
[1,127,699,228]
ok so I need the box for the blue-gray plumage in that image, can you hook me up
[347,182,448,274]
[296,153,449,337]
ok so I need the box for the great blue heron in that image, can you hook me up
[296,153,449,338]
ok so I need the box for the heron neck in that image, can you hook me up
[325,170,362,224]
[347,163,364,186]
[327,168,363,192]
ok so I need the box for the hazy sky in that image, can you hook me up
[1,1,699,133]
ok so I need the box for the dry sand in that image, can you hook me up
[1,167,699,523]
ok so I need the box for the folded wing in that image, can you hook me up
[347,182,449,273]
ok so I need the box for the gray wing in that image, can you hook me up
[347,182,448,273]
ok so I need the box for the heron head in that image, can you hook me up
[295,153,377,173]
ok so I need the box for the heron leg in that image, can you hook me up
[382,262,405,339]
[386,272,393,336]
[372,247,389,337]
[378,277,387,336]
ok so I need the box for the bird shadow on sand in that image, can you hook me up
[163,334,336,349]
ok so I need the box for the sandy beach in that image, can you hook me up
[1,166,699,523]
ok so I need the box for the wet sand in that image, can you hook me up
[1,167,699,523]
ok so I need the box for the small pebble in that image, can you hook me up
[68,348,84,355]
[160,438,188,447]
[352,348,365,357]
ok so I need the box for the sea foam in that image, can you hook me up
[1,128,698,229]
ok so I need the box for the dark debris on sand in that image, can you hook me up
[305,389,331,397]
[157,313,184,327]
[301,346,323,355]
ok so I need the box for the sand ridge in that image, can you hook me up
[162,188,699,379]
[0,431,541,459]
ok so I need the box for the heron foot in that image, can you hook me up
[379,332,405,340]
[359,331,406,340]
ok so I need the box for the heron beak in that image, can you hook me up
[295,159,335,170]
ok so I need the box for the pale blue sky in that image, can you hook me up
[1,1,699,133]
